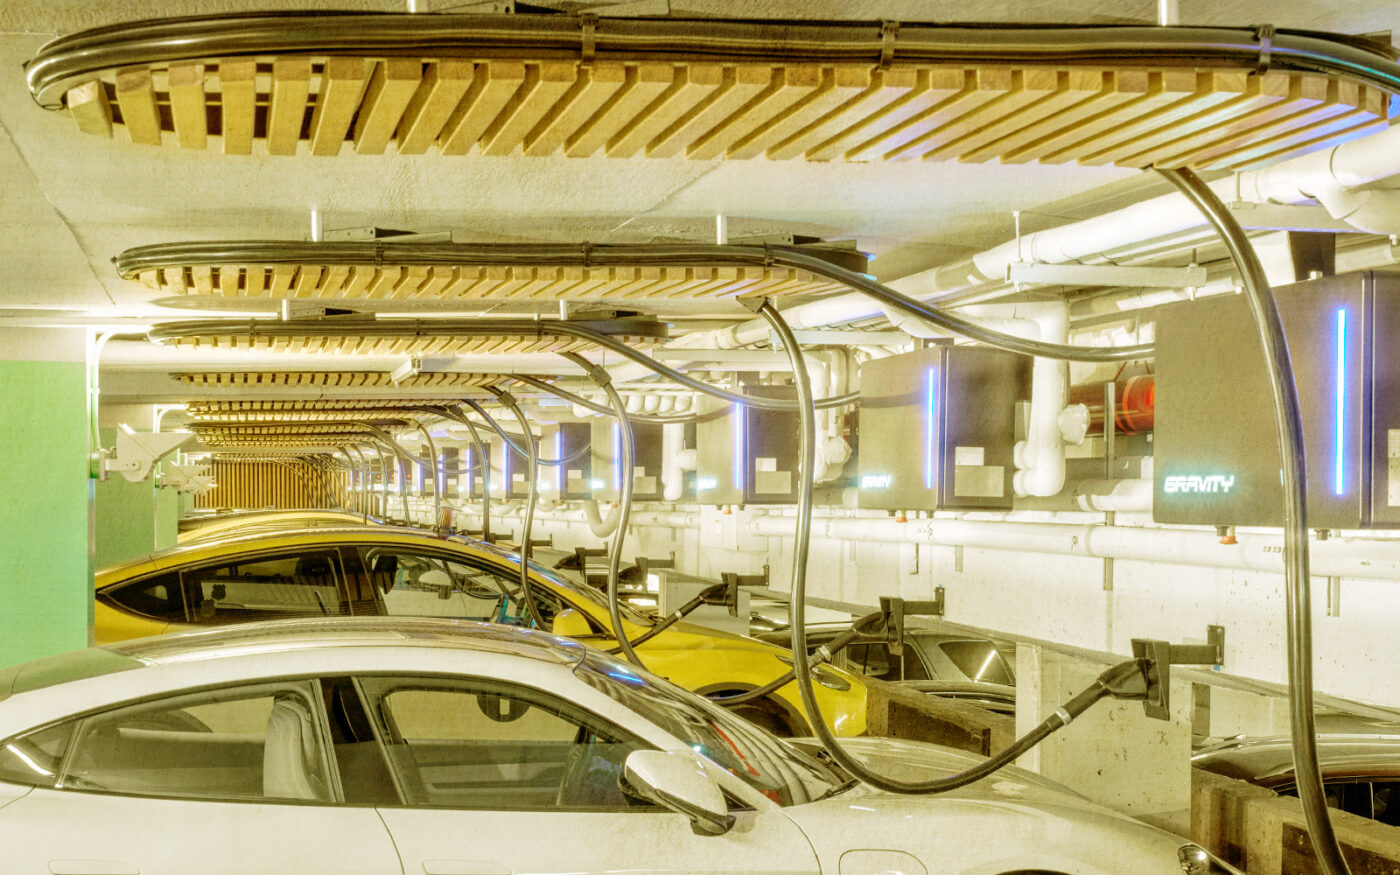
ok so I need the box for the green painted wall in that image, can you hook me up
[94,428,181,569]
[0,360,91,667]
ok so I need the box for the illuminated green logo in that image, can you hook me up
[1163,475,1235,494]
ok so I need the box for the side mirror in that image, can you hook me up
[621,750,734,836]
[551,608,593,639]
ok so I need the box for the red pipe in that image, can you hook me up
[1066,374,1154,435]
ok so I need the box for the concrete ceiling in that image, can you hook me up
[2,0,1397,413]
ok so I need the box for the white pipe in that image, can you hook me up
[451,504,698,530]
[1072,478,1154,513]
[745,515,1400,582]
[581,499,622,538]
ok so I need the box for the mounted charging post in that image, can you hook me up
[1130,625,1226,720]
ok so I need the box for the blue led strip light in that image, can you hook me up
[1335,308,1347,496]
[733,402,745,492]
[555,431,563,493]
[924,367,937,490]
[612,422,622,492]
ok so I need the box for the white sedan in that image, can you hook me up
[0,617,1225,874]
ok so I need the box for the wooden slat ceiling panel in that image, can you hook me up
[186,399,461,421]
[160,334,657,353]
[62,60,1387,169]
[136,263,844,300]
[172,371,502,388]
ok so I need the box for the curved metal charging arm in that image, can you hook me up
[480,389,549,631]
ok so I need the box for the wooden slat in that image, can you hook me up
[607,64,721,158]
[883,68,1031,161]
[343,265,375,295]
[268,264,297,295]
[320,264,351,296]
[366,267,403,298]
[481,62,578,156]
[292,265,322,297]
[439,60,527,155]
[1181,75,1337,166]
[309,57,371,156]
[1132,73,1316,168]
[1081,71,1264,165]
[1004,70,1195,164]
[522,62,628,156]
[218,59,257,155]
[353,59,423,155]
[566,63,675,158]
[728,67,869,160]
[66,80,113,138]
[267,57,313,156]
[978,70,1142,163]
[218,267,240,296]
[391,265,431,297]
[647,65,772,158]
[838,68,976,161]
[767,67,917,161]
[1201,80,1378,169]
[1039,70,1242,164]
[395,60,475,154]
[1231,85,1387,170]
[191,265,213,294]
[418,267,455,296]
[162,266,187,293]
[923,68,1104,161]
[115,67,161,146]
[245,266,267,295]
[687,65,821,161]
[167,63,207,149]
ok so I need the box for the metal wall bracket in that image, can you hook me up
[1131,624,1226,720]
[878,590,945,654]
[718,565,769,616]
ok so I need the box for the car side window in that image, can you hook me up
[183,550,345,623]
[356,675,650,811]
[938,640,1015,686]
[364,549,564,628]
[97,571,186,622]
[25,680,337,804]
[836,642,929,682]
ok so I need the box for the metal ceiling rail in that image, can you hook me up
[25,15,1396,168]
[27,14,1400,107]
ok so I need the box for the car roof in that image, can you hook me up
[1193,734,1400,783]
[110,616,586,668]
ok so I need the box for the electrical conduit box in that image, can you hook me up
[1153,270,1400,528]
[857,345,1029,512]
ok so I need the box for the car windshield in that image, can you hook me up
[574,649,841,806]
[462,540,656,628]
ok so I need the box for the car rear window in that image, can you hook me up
[0,648,143,703]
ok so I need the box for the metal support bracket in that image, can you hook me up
[1130,624,1226,720]
[717,565,769,616]
[877,590,945,654]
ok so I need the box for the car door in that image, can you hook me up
[357,546,569,628]
[0,678,402,875]
[360,674,819,875]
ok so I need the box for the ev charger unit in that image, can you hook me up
[857,345,1030,512]
[694,385,800,505]
[588,420,664,502]
[1154,270,1400,528]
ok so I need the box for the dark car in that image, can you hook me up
[756,622,1017,689]
[1193,734,1400,824]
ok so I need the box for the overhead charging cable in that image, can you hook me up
[758,296,1156,794]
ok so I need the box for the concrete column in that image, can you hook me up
[1016,643,1194,834]
[0,327,91,666]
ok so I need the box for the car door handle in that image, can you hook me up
[49,862,141,875]
[422,861,511,875]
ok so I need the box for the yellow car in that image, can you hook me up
[177,509,374,543]
[95,526,866,737]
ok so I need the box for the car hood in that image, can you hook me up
[780,738,1190,874]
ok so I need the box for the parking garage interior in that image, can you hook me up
[5,2,1400,872]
